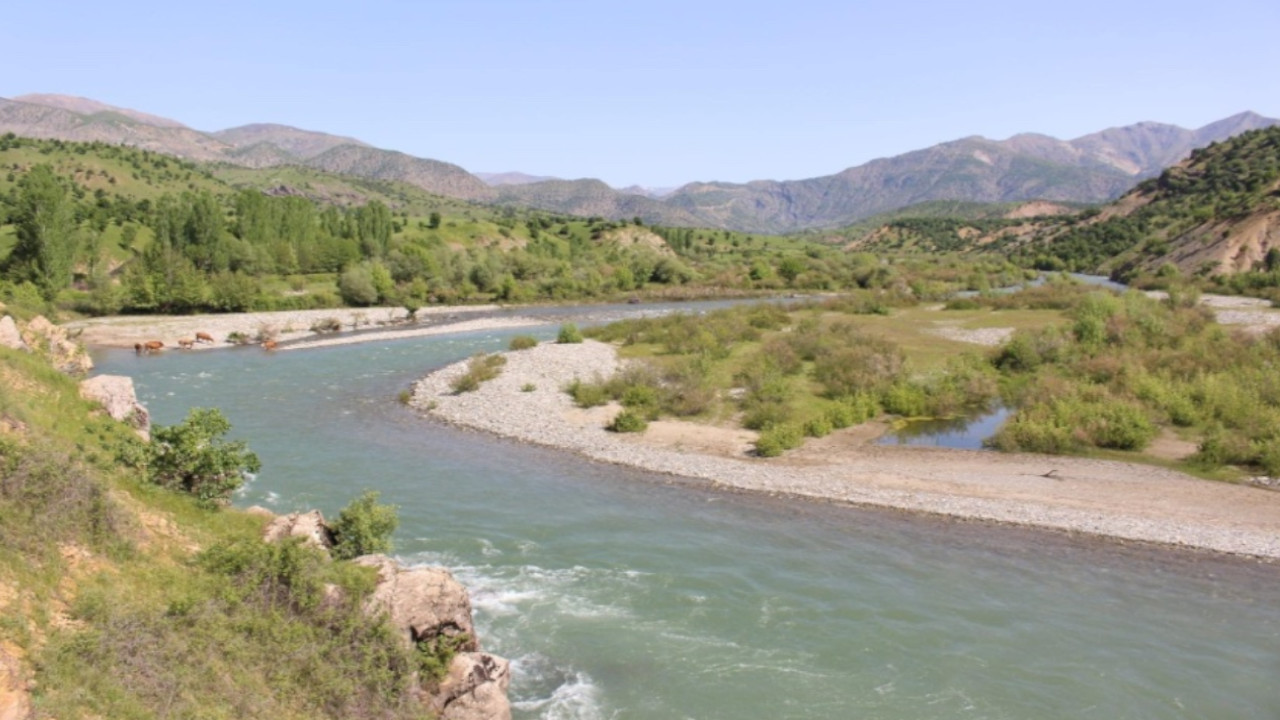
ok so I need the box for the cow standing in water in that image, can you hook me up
[195,332,215,344]
[135,340,165,354]
[261,340,278,351]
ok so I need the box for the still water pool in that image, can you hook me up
[95,311,1280,719]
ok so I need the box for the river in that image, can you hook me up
[94,305,1280,720]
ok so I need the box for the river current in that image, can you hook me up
[95,304,1280,719]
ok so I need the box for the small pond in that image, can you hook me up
[877,405,1012,450]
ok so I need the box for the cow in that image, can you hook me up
[143,340,164,353]
[261,340,278,351]
[178,338,195,349]
[195,331,215,344]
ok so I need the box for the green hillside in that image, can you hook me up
[1,135,919,317]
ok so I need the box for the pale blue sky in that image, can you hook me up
[3,0,1277,188]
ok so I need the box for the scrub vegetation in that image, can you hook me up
[574,278,1280,477]
[0,315,422,719]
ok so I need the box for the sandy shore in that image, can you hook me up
[63,305,538,350]
[412,340,1280,560]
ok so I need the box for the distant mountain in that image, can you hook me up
[492,178,701,225]
[839,126,1280,279]
[301,145,493,201]
[2,93,1275,233]
[213,123,369,159]
[476,171,560,186]
[0,96,232,161]
[1036,125,1280,278]
[13,93,189,128]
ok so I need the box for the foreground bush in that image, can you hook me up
[331,490,400,560]
[147,407,262,507]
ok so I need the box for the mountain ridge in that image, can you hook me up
[2,93,1274,232]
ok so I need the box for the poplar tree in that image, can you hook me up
[7,165,78,300]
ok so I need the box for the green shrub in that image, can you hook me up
[450,353,507,394]
[566,378,609,407]
[557,323,584,344]
[508,335,538,351]
[620,384,659,409]
[607,410,649,433]
[330,490,399,561]
[0,438,124,552]
[755,424,803,457]
[147,408,261,508]
[521,383,536,392]
[804,416,833,438]
[882,383,930,417]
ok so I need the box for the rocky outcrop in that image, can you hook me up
[0,316,26,352]
[79,374,150,440]
[354,554,477,652]
[431,652,512,720]
[0,642,30,720]
[260,515,510,718]
[20,316,92,374]
[262,510,335,550]
[355,554,511,720]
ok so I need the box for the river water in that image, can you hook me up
[94,306,1280,720]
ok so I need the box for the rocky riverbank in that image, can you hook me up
[412,340,1280,560]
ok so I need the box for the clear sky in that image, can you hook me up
[3,0,1278,188]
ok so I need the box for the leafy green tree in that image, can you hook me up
[427,211,442,230]
[338,262,379,305]
[6,165,78,300]
[148,408,261,507]
[330,490,399,560]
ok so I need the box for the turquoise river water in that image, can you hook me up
[94,305,1280,720]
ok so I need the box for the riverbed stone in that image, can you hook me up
[432,652,512,720]
[354,554,478,652]
[79,374,151,440]
[0,317,25,352]
[21,315,92,374]
[262,510,334,550]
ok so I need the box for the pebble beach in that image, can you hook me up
[412,339,1280,560]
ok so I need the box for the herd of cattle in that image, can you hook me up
[133,332,278,353]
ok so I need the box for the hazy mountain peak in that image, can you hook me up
[212,123,369,160]
[12,93,188,128]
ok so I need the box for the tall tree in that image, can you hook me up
[6,165,78,300]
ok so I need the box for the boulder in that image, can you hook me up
[432,652,512,720]
[262,510,334,550]
[20,315,92,374]
[0,317,25,352]
[79,374,150,440]
[354,554,478,653]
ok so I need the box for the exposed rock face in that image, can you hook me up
[262,510,335,550]
[354,554,478,653]
[259,517,511,717]
[432,652,512,720]
[0,642,30,720]
[20,316,92,374]
[79,374,150,440]
[0,316,26,352]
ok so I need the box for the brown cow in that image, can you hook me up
[143,340,164,353]
[178,338,195,349]
[195,331,215,344]
[261,340,278,351]
[134,343,143,355]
